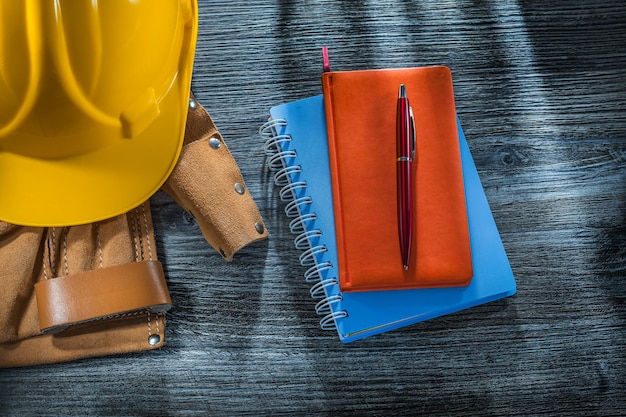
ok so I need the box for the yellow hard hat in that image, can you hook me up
[0,0,198,226]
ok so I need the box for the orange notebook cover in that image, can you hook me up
[322,65,472,292]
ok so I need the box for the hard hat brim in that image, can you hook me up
[0,83,191,227]
[0,0,198,227]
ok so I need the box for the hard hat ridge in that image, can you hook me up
[0,0,198,226]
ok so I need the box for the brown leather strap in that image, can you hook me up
[35,260,171,334]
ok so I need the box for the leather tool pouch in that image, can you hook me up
[0,94,268,367]
[0,203,170,368]
[161,93,268,260]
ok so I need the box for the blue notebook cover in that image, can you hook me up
[262,94,516,343]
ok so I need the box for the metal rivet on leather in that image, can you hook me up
[209,137,221,149]
[255,222,265,234]
[148,334,161,346]
[189,97,197,110]
[234,183,245,195]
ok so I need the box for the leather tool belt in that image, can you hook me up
[0,94,267,368]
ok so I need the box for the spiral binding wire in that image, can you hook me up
[280,181,307,202]
[284,196,312,218]
[268,149,297,171]
[260,118,347,333]
[289,213,317,234]
[309,276,338,298]
[273,165,302,187]
[294,229,323,251]
[298,245,327,267]
[304,261,333,284]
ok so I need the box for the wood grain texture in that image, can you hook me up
[1,1,625,415]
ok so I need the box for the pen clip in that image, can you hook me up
[409,106,416,160]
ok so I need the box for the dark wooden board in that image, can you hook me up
[1,1,625,415]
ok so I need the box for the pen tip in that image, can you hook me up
[399,84,407,98]
[403,264,409,271]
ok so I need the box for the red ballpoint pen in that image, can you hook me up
[396,84,415,270]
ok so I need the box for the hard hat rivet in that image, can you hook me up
[255,222,265,234]
[148,334,161,346]
[209,137,221,149]
[189,98,197,110]
[234,183,245,195]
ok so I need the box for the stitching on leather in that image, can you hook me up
[130,204,161,337]
[49,228,58,278]
[133,207,145,261]
[146,312,164,341]
[95,223,104,268]
[147,311,153,338]
[50,228,57,276]
[136,210,150,336]
[130,209,140,262]
[62,228,69,275]
[126,204,155,338]
[138,205,146,261]
[141,203,153,261]
[42,230,50,280]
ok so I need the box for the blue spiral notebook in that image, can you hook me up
[261,94,516,343]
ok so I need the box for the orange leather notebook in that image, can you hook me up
[321,66,472,292]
